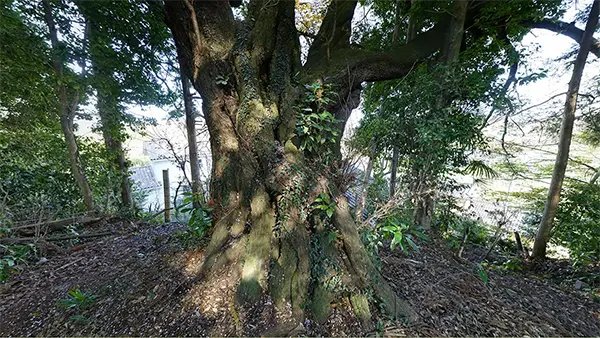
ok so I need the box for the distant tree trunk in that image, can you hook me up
[179,60,204,207]
[590,167,600,185]
[457,222,470,258]
[413,0,467,229]
[389,146,399,199]
[355,140,376,221]
[86,16,133,209]
[96,85,133,208]
[388,0,401,201]
[532,0,599,259]
[42,0,95,212]
[59,115,95,211]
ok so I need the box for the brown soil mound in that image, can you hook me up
[0,223,598,336]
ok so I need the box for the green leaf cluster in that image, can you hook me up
[296,81,341,154]
[176,192,213,241]
[378,216,429,254]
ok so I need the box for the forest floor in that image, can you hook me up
[0,221,599,336]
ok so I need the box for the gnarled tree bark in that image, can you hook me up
[162,0,599,332]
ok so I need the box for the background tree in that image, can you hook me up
[77,0,177,209]
[42,0,95,211]
[532,0,600,259]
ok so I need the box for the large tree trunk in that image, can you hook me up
[532,0,599,259]
[179,60,204,207]
[162,0,462,332]
[42,0,95,212]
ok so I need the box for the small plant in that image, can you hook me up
[57,287,97,311]
[312,193,337,218]
[591,290,600,303]
[57,287,97,324]
[176,192,213,240]
[502,257,523,271]
[475,263,488,285]
[296,81,341,154]
[0,243,35,282]
[360,226,384,269]
[378,217,429,254]
[0,225,11,238]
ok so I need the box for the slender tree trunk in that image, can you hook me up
[355,140,376,221]
[590,167,600,185]
[532,0,600,259]
[179,60,204,207]
[457,223,470,258]
[60,114,95,211]
[42,0,95,212]
[413,0,467,229]
[88,19,133,209]
[388,0,401,201]
[96,89,133,208]
[389,146,399,199]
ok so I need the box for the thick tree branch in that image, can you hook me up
[523,19,600,58]
[164,0,236,82]
[308,21,447,86]
[306,0,358,67]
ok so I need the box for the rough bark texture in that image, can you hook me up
[162,0,599,332]
[532,0,599,259]
[160,0,600,332]
[42,0,95,212]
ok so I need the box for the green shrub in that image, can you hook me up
[436,203,490,246]
[56,287,97,311]
[0,129,125,221]
[519,182,600,264]
[0,243,36,282]
[176,192,212,240]
[378,216,429,254]
[553,183,600,264]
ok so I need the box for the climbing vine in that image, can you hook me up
[296,81,341,156]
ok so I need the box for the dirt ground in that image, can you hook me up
[1,222,598,336]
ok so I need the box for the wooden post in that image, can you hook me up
[514,231,529,258]
[163,169,171,222]
[457,224,470,258]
